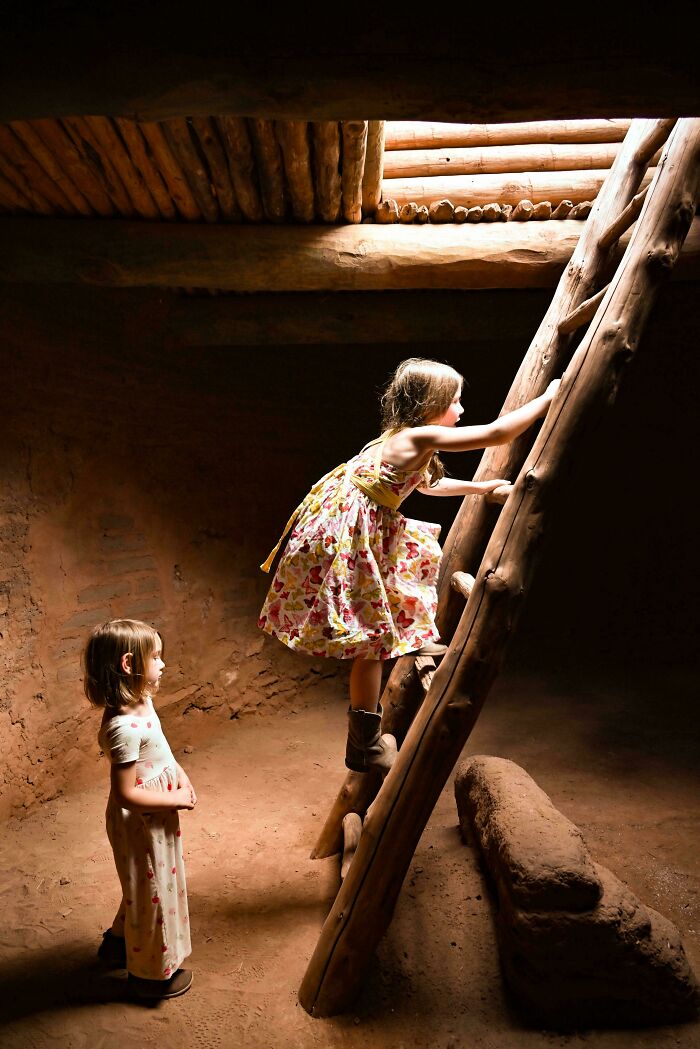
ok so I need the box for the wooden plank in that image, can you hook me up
[298,116,700,1018]
[216,116,264,222]
[2,214,698,291]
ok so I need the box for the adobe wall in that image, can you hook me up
[0,283,697,819]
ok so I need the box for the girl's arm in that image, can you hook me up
[175,761,198,804]
[417,477,511,497]
[110,762,196,812]
[400,380,560,460]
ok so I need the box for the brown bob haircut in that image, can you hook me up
[84,618,162,709]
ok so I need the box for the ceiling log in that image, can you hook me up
[384,120,634,150]
[382,169,655,209]
[1,216,697,291]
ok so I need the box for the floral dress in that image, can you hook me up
[258,440,442,660]
[99,698,191,980]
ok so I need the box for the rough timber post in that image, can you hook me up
[310,116,676,860]
[300,117,700,1015]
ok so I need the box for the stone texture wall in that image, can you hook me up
[1,282,697,819]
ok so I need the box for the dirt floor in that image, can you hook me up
[1,662,699,1049]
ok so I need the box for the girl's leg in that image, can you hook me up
[346,657,396,773]
[349,657,383,712]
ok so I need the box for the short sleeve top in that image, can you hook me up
[98,697,176,784]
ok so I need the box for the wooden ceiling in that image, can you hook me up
[1,21,697,296]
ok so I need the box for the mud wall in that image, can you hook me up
[1,282,697,819]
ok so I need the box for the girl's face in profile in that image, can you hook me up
[432,387,464,428]
[144,635,165,692]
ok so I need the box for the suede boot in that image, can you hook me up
[345,703,397,774]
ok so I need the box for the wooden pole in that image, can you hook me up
[114,118,178,220]
[0,124,74,213]
[137,121,202,221]
[312,122,341,223]
[383,143,624,179]
[248,118,287,222]
[190,117,242,222]
[62,115,136,216]
[216,116,264,222]
[341,120,368,223]
[275,120,315,222]
[0,152,53,214]
[82,116,161,219]
[162,118,220,222]
[8,121,92,215]
[299,117,700,1017]
[362,120,385,216]
[30,118,115,217]
[382,168,655,209]
[309,117,677,857]
[384,119,634,150]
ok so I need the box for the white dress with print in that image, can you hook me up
[99,698,191,980]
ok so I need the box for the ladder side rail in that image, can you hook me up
[299,117,700,1017]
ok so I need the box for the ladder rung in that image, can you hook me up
[451,571,476,599]
[598,186,649,251]
[414,654,435,693]
[558,284,609,335]
[340,812,363,880]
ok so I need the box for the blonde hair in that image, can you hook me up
[84,618,162,709]
[380,357,464,485]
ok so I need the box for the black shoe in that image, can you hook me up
[128,969,193,1000]
[97,929,127,967]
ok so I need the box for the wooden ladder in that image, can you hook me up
[299,117,700,1017]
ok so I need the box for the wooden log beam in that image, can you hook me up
[362,120,385,216]
[62,115,136,217]
[275,120,315,223]
[383,143,624,179]
[137,122,202,221]
[248,118,287,222]
[382,169,655,209]
[216,116,264,223]
[2,214,698,291]
[114,118,178,220]
[0,124,74,214]
[298,116,700,1018]
[1,20,695,122]
[341,121,367,223]
[8,121,92,215]
[385,120,634,151]
[190,117,242,222]
[162,118,220,222]
[31,118,115,217]
[309,117,681,860]
[312,122,342,224]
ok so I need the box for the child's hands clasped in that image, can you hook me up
[172,785,197,810]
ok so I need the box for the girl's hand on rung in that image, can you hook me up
[544,379,561,402]
[479,478,511,493]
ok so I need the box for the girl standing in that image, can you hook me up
[259,358,558,775]
[84,618,196,1000]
